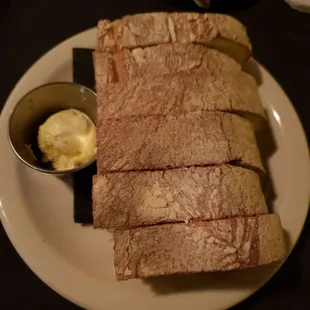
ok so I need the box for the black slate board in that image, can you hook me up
[72,48,96,224]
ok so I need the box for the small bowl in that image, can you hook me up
[8,82,97,175]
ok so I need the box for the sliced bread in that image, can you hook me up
[95,62,266,130]
[96,12,252,63]
[97,112,264,173]
[93,44,244,84]
[114,214,286,280]
[92,165,268,229]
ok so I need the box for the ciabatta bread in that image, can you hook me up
[94,45,265,129]
[114,214,286,280]
[94,52,266,129]
[92,165,268,229]
[96,12,252,63]
[93,44,244,84]
[97,112,264,173]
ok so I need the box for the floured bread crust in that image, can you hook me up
[96,12,252,63]
[92,165,268,229]
[114,214,286,280]
[97,112,264,173]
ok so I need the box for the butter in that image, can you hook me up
[37,109,96,170]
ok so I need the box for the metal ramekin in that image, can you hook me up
[8,82,97,175]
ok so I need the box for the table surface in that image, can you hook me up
[1,0,310,309]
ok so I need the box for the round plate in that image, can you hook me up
[0,29,309,310]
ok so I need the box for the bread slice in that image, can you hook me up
[97,112,264,174]
[94,54,266,129]
[92,165,268,229]
[96,12,252,63]
[93,44,244,84]
[113,214,286,280]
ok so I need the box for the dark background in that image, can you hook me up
[1,0,310,309]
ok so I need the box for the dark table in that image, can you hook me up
[1,0,310,309]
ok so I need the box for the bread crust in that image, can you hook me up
[97,112,264,174]
[94,43,242,83]
[96,12,252,63]
[113,214,286,280]
[92,165,268,229]
[94,46,266,129]
[92,13,285,283]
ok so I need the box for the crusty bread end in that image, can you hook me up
[113,214,286,280]
[96,12,252,63]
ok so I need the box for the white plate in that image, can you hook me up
[0,29,309,310]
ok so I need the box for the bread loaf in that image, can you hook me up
[93,12,286,283]
[114,214,286,280]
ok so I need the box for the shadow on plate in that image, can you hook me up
[164,0,262,13]
[243,58,263,86]
[144,263,282,295]
[209,0,262,13]
[163,0,205,12]
[57,173,73,188]
[232,216,309,309]
[255,109,278,213]
[283,229,293,255]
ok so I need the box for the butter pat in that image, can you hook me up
[38,109,96,170]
